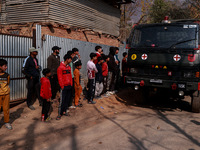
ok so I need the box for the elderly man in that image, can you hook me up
[22,47,42,110]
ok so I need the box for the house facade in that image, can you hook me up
[0,0,122,46]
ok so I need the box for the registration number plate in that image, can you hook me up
[150,79,163,84]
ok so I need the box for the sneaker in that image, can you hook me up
[95,96,102,99]
[106,91,113,95]
[56,115,61,120]
[64,112,70,116]
[109,91,115,95]
[66,109,70,113]
[5,123,12,130]
[28,105,35,110]
[75,103,83,107]
[88,101,96,104]
[45,117,52,122]
[106,91,110,94]
[103,94,109,97]
[69,106,76,109]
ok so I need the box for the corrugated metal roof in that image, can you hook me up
[0,0,120,36]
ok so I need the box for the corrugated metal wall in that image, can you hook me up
[0,25,125,102]
[36,25,125,79]
[0,34,32,101]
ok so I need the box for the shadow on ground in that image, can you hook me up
[0,108,24,129]
[115,87,191,112]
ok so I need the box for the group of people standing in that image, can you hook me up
[86,46,128,104]
[0,44,128,129]
[22,46,82,121]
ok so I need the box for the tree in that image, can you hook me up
[119,0,153,42]
[147,0,198,23]
[120,2,140,42]
[185,0,200,19]
[149,0,170,23]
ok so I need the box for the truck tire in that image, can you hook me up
[191,91,200,113]
[139,87,149,104]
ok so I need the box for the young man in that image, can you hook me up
[67,50,76,109]
[56,54,72,120]
[114,47,120,91]
[87,53,98,104]
[107,47,118,95]
[114,47,120,68]
[22,47,42,110]
[95,56,104,99]
[122,52,128,76]
[40,68,52,122]
[94,46,102,64]
[47,46,61,100]
[101,54,110,95]
[0,59,12,130]
[72,48,81,70]
[74,60,83,107]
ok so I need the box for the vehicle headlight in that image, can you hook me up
[130,68,138,73]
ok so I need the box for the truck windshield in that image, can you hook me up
[131,25,198,49]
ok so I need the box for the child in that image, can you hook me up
[101,54,110,95]
[122,52,128,76]
[56,54,72,120]
[74,60,83,107]
[95,56,104,99]
[40,68,52,122]
[87,53,98,104]
[0,59,12,129]
[94,46,102,64]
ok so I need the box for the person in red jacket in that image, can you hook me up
[101,54,110,95]
[40,68,52,122]
[56,54,72,120]
[94,46,102,64]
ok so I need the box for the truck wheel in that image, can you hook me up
[139,87,149,104]
[191,91,200,113]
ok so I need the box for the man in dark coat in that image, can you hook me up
[22,47,42,110]
[47,46,61,100]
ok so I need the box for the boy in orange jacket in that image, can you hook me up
[74,61,83,107]
[40,68,52,122]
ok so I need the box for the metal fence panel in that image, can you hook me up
[0,26,126,102]
[41,34,126,79]
[0,34,32,102]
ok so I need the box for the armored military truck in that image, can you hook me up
[125,17,200,112]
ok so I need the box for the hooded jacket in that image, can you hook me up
[22,56,40,79]
[57,62,73,89]
[40,77,52,99]
[107,47,118,74]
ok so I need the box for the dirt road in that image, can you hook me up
[1,88,200,150]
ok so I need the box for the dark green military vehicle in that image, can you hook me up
[125,18,200,112]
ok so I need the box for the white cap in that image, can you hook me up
[29,47,39,53]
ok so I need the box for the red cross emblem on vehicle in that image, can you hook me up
[173,54,181,61]
[141,54,148,60]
